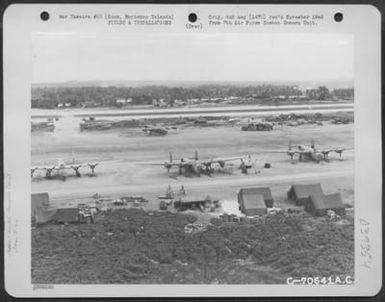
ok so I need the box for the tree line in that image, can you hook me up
[31,85,354,108]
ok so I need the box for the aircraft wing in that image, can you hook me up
[317,147,353,153]
[209,157,244,163]
[140,162,182,166]
[316,148,336,153]
[263,150,301,154]
[59,165,74,170]
[31,165,54,171]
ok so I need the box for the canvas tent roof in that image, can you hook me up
[239,187,273,201]
[242,194,266,210]
[309,193,344,210]
[177,194,211,203]
[52,207,79,223]
[34,208,58,224]
[31,193,50,209]
[31,192,50,217]
[290,183,324,199]
[31,193,59,223]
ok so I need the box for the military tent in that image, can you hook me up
[31,193,50,216]
[52,208,80,223]
[31,193,57,224]
[238,192,267,216]
[287,183,324,206]
[306,193,346,216]
[238,187,274,208]
[173,194,210,211]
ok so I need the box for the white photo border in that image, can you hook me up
[3,3,382,297]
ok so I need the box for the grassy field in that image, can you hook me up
[31,209,354,284]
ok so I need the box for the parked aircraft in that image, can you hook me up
[276,141,353,163]
[142,125,178,136]
[147,150,245,176]
[142,126,168,136]
[31,156,99,178]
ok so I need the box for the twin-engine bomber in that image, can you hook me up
[270,141,353,163]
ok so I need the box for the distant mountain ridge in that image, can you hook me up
[32,79,354,90]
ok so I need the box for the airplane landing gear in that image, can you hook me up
[88,163,98,175]
[45,168,54,179]
[73,167,81,177]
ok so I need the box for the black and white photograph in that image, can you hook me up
[3,4,382,297]
[30,32,355,284]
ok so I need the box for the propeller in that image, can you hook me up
[218,160,225,168]
[320,150,331,160]
[71,164,82,177]
[31,167,38,177]
[203,162,212,174]
[44,167,55,178]
[87,163,99,174]
[164,162,172,172]
[287,150,295,160]
[240,159,248,174]
[335,148,345,157]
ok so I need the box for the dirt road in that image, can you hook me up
[47,169,353,200]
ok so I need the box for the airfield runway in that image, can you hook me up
[31,103,353,120]
[31,107,354,210]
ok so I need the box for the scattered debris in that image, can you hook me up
[265,112,353,126]
[159,200,168,211]
[184,223,207,234]
[31,120,55,132]
[241,122,273,131]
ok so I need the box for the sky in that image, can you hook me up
[32,33,353,84]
